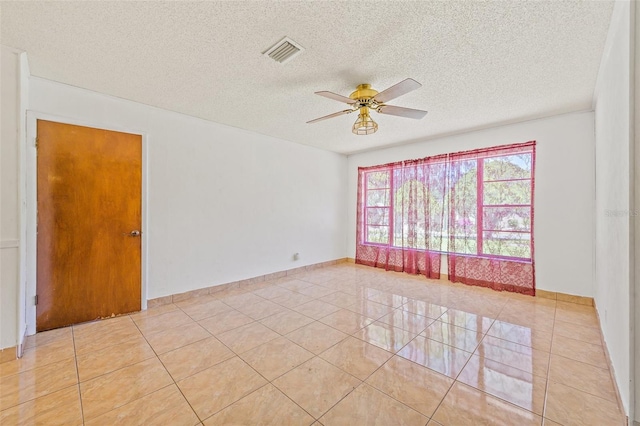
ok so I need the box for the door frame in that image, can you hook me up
[24,111,149,336]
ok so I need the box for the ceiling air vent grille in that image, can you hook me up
[263,37,304,64]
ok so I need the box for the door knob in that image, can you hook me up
[127,230,141,237]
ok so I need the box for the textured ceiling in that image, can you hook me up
[1,1,613,154]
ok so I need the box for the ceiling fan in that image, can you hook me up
[307,78,428,135]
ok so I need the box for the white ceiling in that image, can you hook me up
[1,1,613,154]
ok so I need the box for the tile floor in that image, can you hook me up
[0,264,626,425]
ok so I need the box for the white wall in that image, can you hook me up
[1,47,20,349]
[593,0,632,417]
[347,112,596,298]
[20,76,347,324]
[1,46,28,350]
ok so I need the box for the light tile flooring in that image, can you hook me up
[0,264,626,425]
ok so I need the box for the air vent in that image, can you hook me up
[263,37,304,64]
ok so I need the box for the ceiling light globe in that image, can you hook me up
[352,112,378,135]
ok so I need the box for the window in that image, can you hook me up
[363,170,391,245]
[480,153,533,259]
[360,143,534,261]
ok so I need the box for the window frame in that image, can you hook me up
[360,148,534,262]
[363,168,393,248]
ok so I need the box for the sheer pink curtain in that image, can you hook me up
[355,156,448,278]
[356,141,536,295]
[447,142,536,295]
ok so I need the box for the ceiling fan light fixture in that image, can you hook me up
[308,79,426,135]
[352,109,378,135]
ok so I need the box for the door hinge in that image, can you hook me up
[34,295,38,305]
[35,137,38,148]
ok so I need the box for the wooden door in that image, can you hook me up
[36,120,142,331]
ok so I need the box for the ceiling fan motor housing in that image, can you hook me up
[349,84,378,101]
[349,84,380,108]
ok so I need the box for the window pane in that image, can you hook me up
[392,226,431,249]
[483,231,531,258]
[483,206,531,232]
[450,235,477,255]
[432,235,445,249]
[483,180,531,205]
[367,189,390,207]
[366,171,390,189]
[393,179,427,248]
[391,175,447,250]
[366,226,389,244]
[483,154,532,181]
[367,207,389,226]
[449,160,478,255]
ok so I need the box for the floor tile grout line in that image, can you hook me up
[549,350,612,371]
[73,319,148,358]
[0,341,76,381]
[432,335,480,415]
[129,316,203,424]
[235,289,423,422]
[136,320,212,342]
[267,359,332,422]
[70,327,86,426]
[184,308,239,324]
[71,314,136,338]
[73,333,144,360]
[179,300,235,322]
[301,374,363,422]
[358,356,439,420]
[281,317,344,353]
[456,339,550,420]
[465,339,549,381]
[428,296,511,421]
[199,380,314,425]
[194,326,318,423]
[85,382,178,424]
[360,319,466,409]
[542,303,557,421]
[71,343,156,385]
[479,332,552,355]
[0,382,81,416]
[335,333,450,421]
[544,305,622,418]
[235,335,312,381]
[542,363,621,403]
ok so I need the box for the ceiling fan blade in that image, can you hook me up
[373,78,422,103]
[377,105,428,120]
[307,109,353,124]
[315,91,358,104]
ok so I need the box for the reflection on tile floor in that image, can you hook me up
[0,264,626,425]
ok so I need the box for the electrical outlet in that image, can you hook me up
[293,253,300,261]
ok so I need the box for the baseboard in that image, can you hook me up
[594,299,628,423]
[151,258,597,310]
[148,258,349,308]
[352,260,592,307]
[535,289,556,300]
[535,289,594,306]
